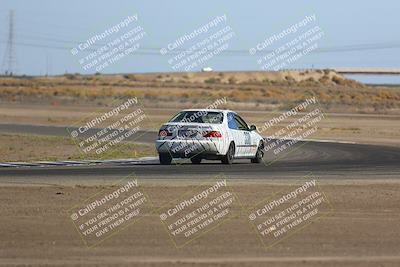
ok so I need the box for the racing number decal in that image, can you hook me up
[244,132,251,145]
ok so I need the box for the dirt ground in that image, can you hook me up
[0,133,157,162]
[1,180,400,267]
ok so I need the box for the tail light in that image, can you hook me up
[158,129,172,137]
[203,131,222,138]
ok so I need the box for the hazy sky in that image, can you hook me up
[0,0,399,75]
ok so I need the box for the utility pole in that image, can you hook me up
[45,51,51,76]
[2,10,17,76]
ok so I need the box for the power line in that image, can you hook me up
[0,38,399,56]
[1,22,400,56]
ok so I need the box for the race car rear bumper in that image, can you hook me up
[155,139,223,158]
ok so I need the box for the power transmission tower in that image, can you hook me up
[2,10,17,76]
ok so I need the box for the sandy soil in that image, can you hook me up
[0,133,157,162]
[1,180,400,267]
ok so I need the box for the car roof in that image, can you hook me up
[181,109,234,113]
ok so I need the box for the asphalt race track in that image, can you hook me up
[1,131,399,182]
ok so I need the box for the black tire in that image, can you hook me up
[159,153,172,165]
[251,142,264,163]
[190,156,202,164]
[221,142,235,164]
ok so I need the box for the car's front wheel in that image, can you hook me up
[221,142,235,164]
[159,153,172,165]
[251,142,264,163]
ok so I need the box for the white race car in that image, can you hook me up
[155,109,264,164]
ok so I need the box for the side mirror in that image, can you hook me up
[249,125,257,131]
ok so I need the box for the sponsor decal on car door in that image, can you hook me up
[227,112,242,156]
[243,131,252,155]
[234,114,255,156]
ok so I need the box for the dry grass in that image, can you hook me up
[0,133,157,162]
[0,70,399,114]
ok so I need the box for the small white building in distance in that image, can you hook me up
[201,67,213,72]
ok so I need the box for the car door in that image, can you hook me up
[234,114,256,157]
[227,112,243,157]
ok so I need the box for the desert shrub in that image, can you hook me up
[64,73,76,80]
[204,78,220,84]
[123,74,137,81]
[298,77,318,87]
[262,78,271,84]
[332,76,345,85]
[228,76,238,84]
[285,75,296,82]
[319,75,330,84]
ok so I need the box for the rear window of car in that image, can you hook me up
[169,111,223,124]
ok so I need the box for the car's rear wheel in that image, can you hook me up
[251,142,264,163]
[190,156,202,164]
[159,153,172,165]
[221,142,235,164]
